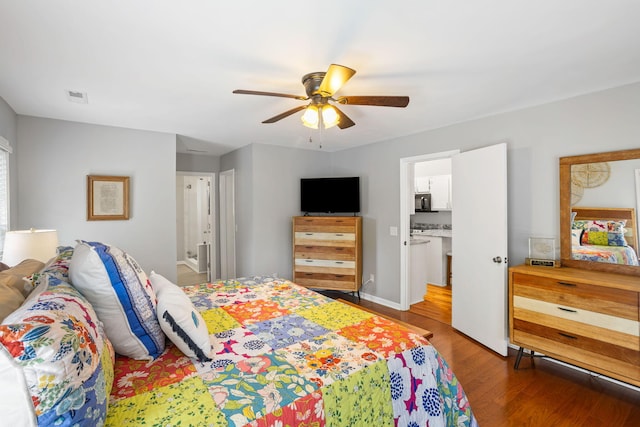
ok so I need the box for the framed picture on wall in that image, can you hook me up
[87,175,130,220]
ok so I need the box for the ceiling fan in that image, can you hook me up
[233,64,410,130]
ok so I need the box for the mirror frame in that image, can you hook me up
[560,148,640,277]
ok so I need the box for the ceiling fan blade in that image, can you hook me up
[333,105,355,129]
[336,95,410,107]
[233,89,308,101]
[317,64,356,97]
[262,105,307,123]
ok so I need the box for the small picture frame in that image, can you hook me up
[87,175,130,221]
[528,237,556,260]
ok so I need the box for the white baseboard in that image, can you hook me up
[359,292,403,310]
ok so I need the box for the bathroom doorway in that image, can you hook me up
[176,172,216,285]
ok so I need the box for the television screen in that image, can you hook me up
[301,177,360,213]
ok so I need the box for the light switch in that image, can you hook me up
[390,226,398,236]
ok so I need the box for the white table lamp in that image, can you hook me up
[2,229,59,266]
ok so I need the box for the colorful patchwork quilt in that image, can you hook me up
[106,277,477,426]
[572,244,639,265]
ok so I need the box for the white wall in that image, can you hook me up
[17,116,178,281]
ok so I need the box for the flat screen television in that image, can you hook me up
[301,177,360,214]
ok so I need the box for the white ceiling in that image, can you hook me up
[2,1,640,156]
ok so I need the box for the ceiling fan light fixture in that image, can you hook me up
[321,105,339,129]
[301,104,319,129]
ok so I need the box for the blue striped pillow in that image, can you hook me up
[69,241,165,360]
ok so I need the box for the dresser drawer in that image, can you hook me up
[513,317,639,363]
[294,272,356,291]
[295,258,355,270]
[513,329,640,382]
[512,272,639,321]
[294,245,356,260]
[293,216,358,233]
[513,296,639,350]
[294,232,356,247]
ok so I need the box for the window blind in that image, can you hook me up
[0,136,12,260]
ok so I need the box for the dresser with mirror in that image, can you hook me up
[509,148,640,387]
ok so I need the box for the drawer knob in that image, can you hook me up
[336,261,344,264]
[336,233,344,236]
[557,307,577,313]
[305,260,313,263]
[558,332,577,340]
[557,282,577,287]
[305,233,313,235]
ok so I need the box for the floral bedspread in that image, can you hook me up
[572,244,639,265]
[106,277,477,427]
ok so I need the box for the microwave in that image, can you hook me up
[414,193,433,212]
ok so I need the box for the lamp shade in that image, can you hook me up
[2,229,59,266]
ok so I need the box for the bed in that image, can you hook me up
[571,207,639,266]
[0,242,477,427]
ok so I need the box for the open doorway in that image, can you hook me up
[176,172,216,285]
[399,150,459,315]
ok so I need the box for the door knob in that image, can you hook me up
[492,256,503,263]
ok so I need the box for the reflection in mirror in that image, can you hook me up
[560,149,640,277]
[570,159,640,266]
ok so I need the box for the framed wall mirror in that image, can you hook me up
[560,148,640,276]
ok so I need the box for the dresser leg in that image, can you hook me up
[515,347,536,369]
[515,347,523,369]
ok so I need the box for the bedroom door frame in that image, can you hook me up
[399,149,459,311]
[176,171,216,282]
[219,169,236,279]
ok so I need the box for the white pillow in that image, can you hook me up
[149,271,212,361]
[0,345,36,427]
[69,241,165,360]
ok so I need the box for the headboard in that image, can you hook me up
[572,207,638,253]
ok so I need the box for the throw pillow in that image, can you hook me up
[0,258,45,297]
[69,241,165,360]
[574,220,628,247]
[149,271,211,361]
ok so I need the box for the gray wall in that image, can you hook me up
[7,81,640,304]
[331,82,640,304]
[220,144,253,276]
[221,143,331,278]
[0,97,18,229]
[176,152,220,173]
[17,116,178,281]
[220,82,640,306]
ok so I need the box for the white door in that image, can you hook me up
[219,169,236,279]
[451,143,508,356]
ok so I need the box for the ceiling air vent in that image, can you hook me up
[66,90,88,104]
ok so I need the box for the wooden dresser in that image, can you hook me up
[292,216,362,292]
[509,265,640,386]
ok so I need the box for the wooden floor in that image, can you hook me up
[326,291,640,427]
[176,263,208,286]
[410,283,452,325]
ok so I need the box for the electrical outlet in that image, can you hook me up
[369,274,375,283]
